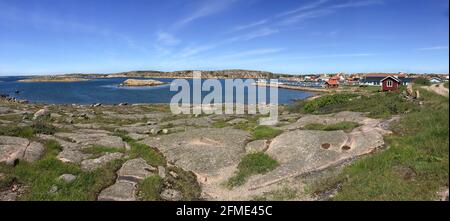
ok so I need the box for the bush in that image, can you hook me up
[413,77,431,86]
[302,93,358,113]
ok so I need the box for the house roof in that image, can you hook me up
[380,76,401,83]
[326,79,339,85]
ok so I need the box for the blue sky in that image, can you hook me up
[0,0,448,75]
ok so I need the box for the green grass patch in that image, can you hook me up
[0,125,35,138]
[251,126,282,140]
[81,145,125,157]
[1,139,123,200]
[291,90,415,118]
[303,121,360,132]
[166,167,202,200]
[444,82,449,89]
[227,153,279,188]
[138,175,164,201]
[212,120,228,128]
[310,88,449,200]
[0,117,57,138]
[128,141,166,166]
[115,131,166,166]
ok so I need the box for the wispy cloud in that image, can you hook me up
[276,0,330,17]
[156,31,181,46]
[417,46,449,51]
[280,0,382,25]
[290,53,374,60]
[230,19,268,32]
[173,0,237,29]
[172,27,279,58]
[229,28,279,41]
[330,0,384,9]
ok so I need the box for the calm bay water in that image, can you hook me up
[0,77,315,104]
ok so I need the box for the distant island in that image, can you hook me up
[17,76,90,83]
[119,79,167,87]
[16,70,286,82]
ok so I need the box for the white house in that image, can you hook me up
[430,77,442,84]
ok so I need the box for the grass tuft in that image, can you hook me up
[138,175,164,201]
[227,153,279,188]
[252,126,282,140]
[304,121,360,132]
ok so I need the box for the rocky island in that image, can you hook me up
[120,79,167,87]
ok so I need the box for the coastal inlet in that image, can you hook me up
[0,77,316,104]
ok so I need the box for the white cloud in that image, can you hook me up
[417,46,449,51]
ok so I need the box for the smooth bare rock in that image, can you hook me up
[245,140,268,153]
[248,123,388,189]
[58,174,77,183]
[160,189,182,201]
[258,117,278,126]
[117,125,159,134]
[117,158,155,183]
[127,133,148,140]
[0,136,29,165]
[160,116,213,128]
[23,142,44,162]
[81,152,124,171]
[55,130,126,149]
[141,128,250,178]
[50,113,62,118]
[158,166,166,179]
[282,111,364,130]
[0,190,17,201]
[33,108,50,120]
[98,181,136,201]
[57,149,92,163]
[0,136,43,164]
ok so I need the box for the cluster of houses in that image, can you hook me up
[280,72,449,91]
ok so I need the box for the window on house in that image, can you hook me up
[387,80,393,87]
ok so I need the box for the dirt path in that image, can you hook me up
[422,83,449,97]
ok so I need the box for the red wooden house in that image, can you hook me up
[380,76,401,91]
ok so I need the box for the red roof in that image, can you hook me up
[326,79,339,85]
